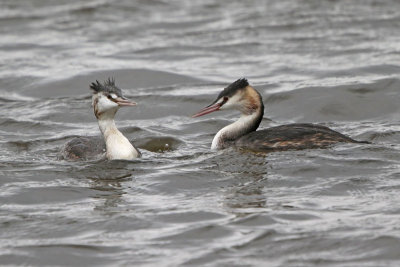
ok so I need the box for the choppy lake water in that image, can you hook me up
[1,0,400,266]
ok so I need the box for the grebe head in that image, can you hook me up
[192,78,262,118]
[90,78,136,119]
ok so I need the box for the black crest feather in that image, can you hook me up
[90,77,123,97]
[217,78,249,99]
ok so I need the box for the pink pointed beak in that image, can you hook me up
[115,97,136,107]
[192,102,221,118]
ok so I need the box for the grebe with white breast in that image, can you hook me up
[192,79,368,152]
[60,78,141,160]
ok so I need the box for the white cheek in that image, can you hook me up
[220,94,242,110]
[97,95,118,112]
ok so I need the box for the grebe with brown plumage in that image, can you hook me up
[192,79,368,152]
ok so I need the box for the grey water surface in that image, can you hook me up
[1,0,400,266]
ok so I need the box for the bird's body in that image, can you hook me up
[60,78,140,160]
[59,136,105,161]
[234,123,364,152]
[193,79,367,152]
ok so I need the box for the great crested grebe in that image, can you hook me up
[60,78,141,160]
[192,78,367,152]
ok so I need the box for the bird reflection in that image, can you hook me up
[81,160,135,212]
[222,178,268,216]
[211,150,269,215]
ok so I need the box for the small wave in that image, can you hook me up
[0,92,36,102]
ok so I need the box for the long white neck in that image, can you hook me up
[98,117,140,160]
[211,110,262,150]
